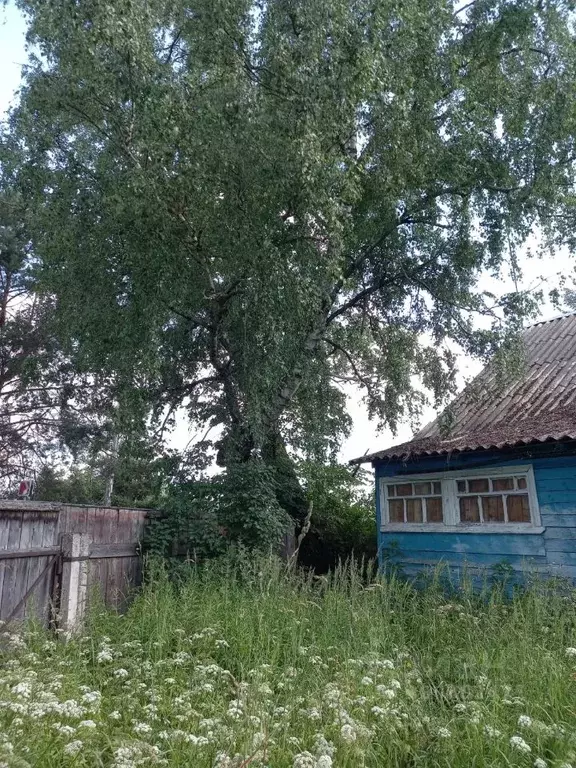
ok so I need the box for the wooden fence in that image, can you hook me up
[0,501,148,630]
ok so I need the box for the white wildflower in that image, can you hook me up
[114,668,129,679]
[96,649,113,663]
[371,706,387,717]
[340,724,357,743]
[437,727,451,738]
[484,725,502,738]
[109,711,122,720]
[133,722,152,736]
[293,752,316,768]
[376,686,396,700]
[64,740,83,756]
[314,734,335,757]
[510,735,531,754]
[534,759,547,768]
[317,757,332,768]
[519,715,533,729]
[360,676,373,686]
[565,648,576,657]
[78,720,97,729]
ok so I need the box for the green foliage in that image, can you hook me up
[4,558,576,765]
[6,0,576,502]
[298,462,376,572]
[34,438,175,508]
[145,459,291,560]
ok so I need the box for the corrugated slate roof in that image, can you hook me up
[351,312,576,464]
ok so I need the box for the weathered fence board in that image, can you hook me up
[0,502,149,627]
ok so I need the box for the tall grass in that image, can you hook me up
[2,556,576,767]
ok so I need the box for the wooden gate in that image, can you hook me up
[0,502,148,627]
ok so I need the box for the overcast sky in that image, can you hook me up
[1,3,572,465]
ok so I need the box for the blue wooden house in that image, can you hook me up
[351,313,576,584]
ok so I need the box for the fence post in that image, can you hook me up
[59,533,91,634]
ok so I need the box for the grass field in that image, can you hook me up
[1,557,576,767]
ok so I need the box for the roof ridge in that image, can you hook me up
[528,310,576,328]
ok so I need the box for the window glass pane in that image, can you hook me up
[457,480,467,493]
[507,494,531,523]
[389,499,404,522]
[433,482,441,494]
[406,498,423,523]
[482,495,505,522]
[414,482,431,496]
[469,478,489,493]
[426,497,443,523]
[395,484,413,496]
[460,496,480,523]
[387,485,396,497]
[516,477,527,490]
[492,477,513,492]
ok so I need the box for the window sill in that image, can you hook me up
[380,524,545,535]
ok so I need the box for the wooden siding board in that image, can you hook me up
[384,549,546,568]
[544,527,576,540]
[380,532,546,556]
[541,513,576,526]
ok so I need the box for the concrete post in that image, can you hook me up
[59,533,91,634]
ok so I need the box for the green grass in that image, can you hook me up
[2,556,576,767]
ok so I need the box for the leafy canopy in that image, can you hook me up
[8,0,576,476]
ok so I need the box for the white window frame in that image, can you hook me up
[379,465,542,534]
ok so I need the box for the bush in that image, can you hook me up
[145,459,291,562]
[297,462,377,572]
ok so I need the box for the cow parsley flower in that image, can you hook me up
[317,757,332,768]
[109,711,122,720]
[133,722,152,736]
[340,724,357,743]
[565,648,576,657]
[314,734,335,757]
[510,736,531,754]
[97,649,113,664]
[519,715,533,728]
[114,668,129,679]
[293,753,316,768]
[437,727,451,738]
[64,741,83,756]
[376,686,396,699]
[534,759,547,768]
[78,720,97,729]
[360,676,373,686]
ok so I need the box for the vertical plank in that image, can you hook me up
[0,512,11,618]
[23,512,47,621]
[38,512,60,627]
[13,513,35,621]
[104,508,120,608]
[0,512,25,621]
[85,507,99,606]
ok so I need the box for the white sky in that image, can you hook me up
[1,2,572,466]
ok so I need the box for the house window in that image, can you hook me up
[456,475,531,524]
[380,466,540,531]
[386,481,443,523]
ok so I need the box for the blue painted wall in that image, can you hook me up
[374,449,576,584]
